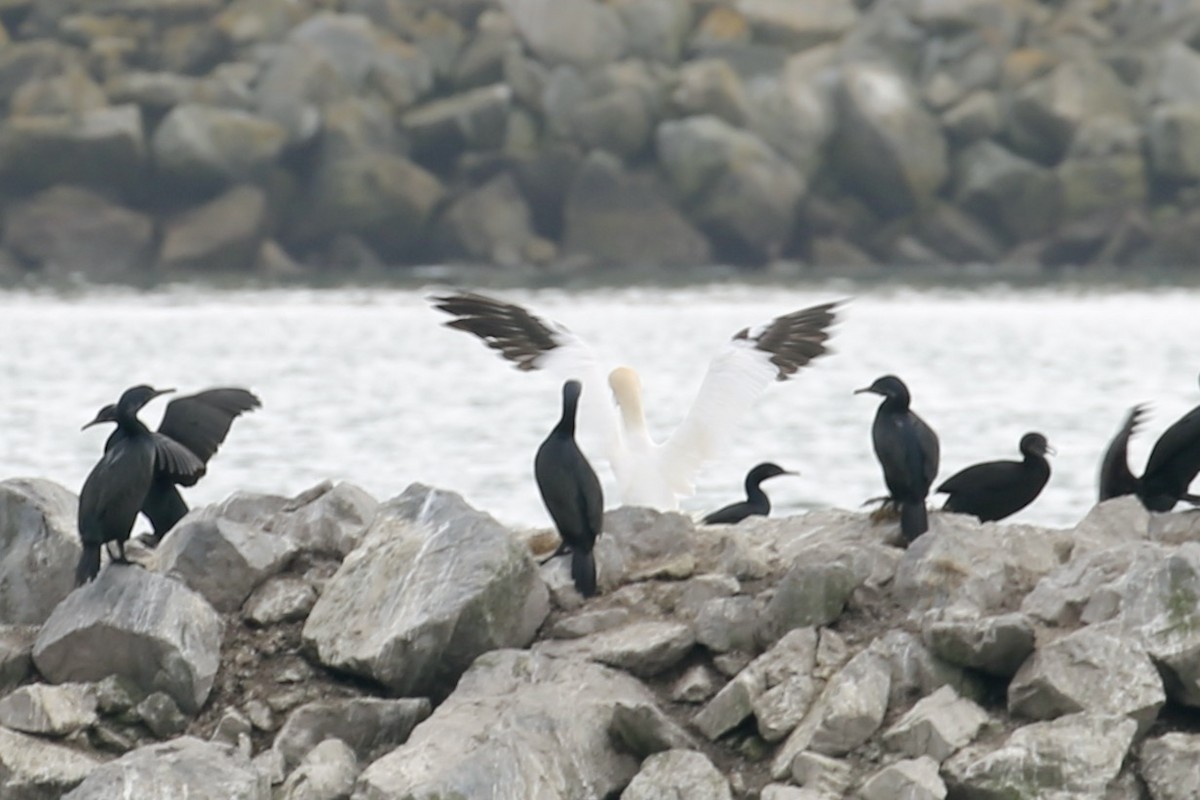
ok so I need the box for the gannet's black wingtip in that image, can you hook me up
[431,290,562,370]
[737,299,842,381]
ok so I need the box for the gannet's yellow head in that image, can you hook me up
[608,366,646,426]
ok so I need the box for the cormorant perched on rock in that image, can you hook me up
[1098,404,1147,502]
[535,380,603,597]
[1102,375,1200,511]
[85,387,261,546]
[855,375,940,544]
[432,291,839,510]
[77,385,202,584]
[937,432,1054,522]
[702,462,795,525]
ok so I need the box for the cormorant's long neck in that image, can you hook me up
[556,394,579,437]
[881,393,910,414]
[745,476,770,511]
[116,408,151,437]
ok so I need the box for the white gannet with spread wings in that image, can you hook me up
[431,291,840,510]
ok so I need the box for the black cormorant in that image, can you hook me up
[702,462,795,524]
[937,432,1054,522]
[855,375,940,543]
[535,380,603,598]
[76,385,201,584]
[1098,404,1146,502]
[85,387,261,545]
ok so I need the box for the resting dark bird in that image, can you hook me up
[1098,404,1147,502]
[535,380,604,598]
[856,375,940,543]
[432,290,839,509]
[702,462,795,525]
[1137,375,1200,511]
[76,385,203,584]
[85,387,261,546]
[937,432,1054,522]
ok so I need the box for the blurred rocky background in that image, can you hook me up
[1,0,1199,283]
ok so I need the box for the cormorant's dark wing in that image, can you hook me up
[157,388,261,475]
[1099,404,1146,501]
[702,501,751,525]
[152,435,206,485]
[938,460,1021,496]
[1142,404,1200,488]
[913,412,940,491]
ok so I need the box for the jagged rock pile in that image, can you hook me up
[3,472,1200,797]
[3,0,1200,282]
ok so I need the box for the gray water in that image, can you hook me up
[2,282,1198,532]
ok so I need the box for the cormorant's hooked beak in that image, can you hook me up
[853,386,877,396]
[80,415,107,431]
[152,388,176,399]
[1045,444,1058,457]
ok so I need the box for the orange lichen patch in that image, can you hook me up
[694,7,751,46]
[1003,48,1059,89]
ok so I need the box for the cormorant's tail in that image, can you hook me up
[900,502,928,544]
[571,548,597,598]
[75,544,101,586]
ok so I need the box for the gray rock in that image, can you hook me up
[159,185,269,273]
[1139,732,1200,800]
[0,478,79,625]
[1021,542,1165,628]
[874,629,988,711]
[1008,625,1164,731]
[288,152,444,260]
[789,751,853,797]
[211,707,253,750]
[1142,41,1200,106]
[615,0,691,63]
[752,667,819,742]
[610,701,699,757]
[279,738,358,800]
[33,567,222,714]
[562,151,711,268]
[693,627,818,740]
[830,62,948,216]
[0,104,146,196]
[600,507,699,585]
[501,0,626,68]
[859,756,946,800]
[943,713,1137,799]
[1056,121,1147,224]
[772,649,891,776]
[894,515,1070,614]
[152,103,286,192]
[759,785,818,800]
[244,698,274,731]
[922,612,1036,678]
[1148,104,1200,182]
[137,691,188,739]
[535,620,694,677]
[152,513,297,613]
[402,83,511,161]
[433,173,534,267]
[243,577,318,626]
[942,90,1001,144]
[672,59,751,125]
[0,726,100,798]
[263,481,378,557]
[304,485,547,696]
[274,698,431,772]
[621,749,732,800]
[1149,508,1200,546]
[0,682,96,736]
[882,685,990,762]
[63,737,267,799]
[9,67,106,118]
[2,186,154,280]
[355,649,650,800]
[916,201,1005,264]
[106,70,204,112]
[255,747,286,786]
[694,595,760,653]
[757,560,859,646]
[736,0,858,47]
[656,114,804,260]
[672,663,721,703]
[548,607,632,639]
[953,140,1061,243]
[745,61,834,181]
[0,624,35,693]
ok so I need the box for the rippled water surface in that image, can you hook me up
[2,282,1198,532]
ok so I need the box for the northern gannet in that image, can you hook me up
[432,291,840,509]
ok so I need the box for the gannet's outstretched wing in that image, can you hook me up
[430,291,622,462]
[659,300,840,496]
[1098,403,1146,502]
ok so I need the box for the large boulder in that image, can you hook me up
[158,185,270,273]
[0,625,35,693]
[32,567,222,714]
[2,186,154,280]
[0,726,100,798]
[656,114,803,260]
[1140,732,1200,800]
[621,749,732,799]
[744,51,836,180]
[273,697,431,772]
[736,0,857,47]
[0,104,146,196]
[830,62,948,218]
[151,103,287,194]
[264,481,379,557]
[433,173,536,266]
[0,478,79,625]
[62,737,266,799]
[151,511,297,612]
[302,484,549,697]
[401,83,512,165]
[500,0,627,68]
[562,150,711,267]
[953,139,1061,243]
[355,649,652,799]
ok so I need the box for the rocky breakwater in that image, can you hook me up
[2,0,1200,282]
[4,472,1200,797]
